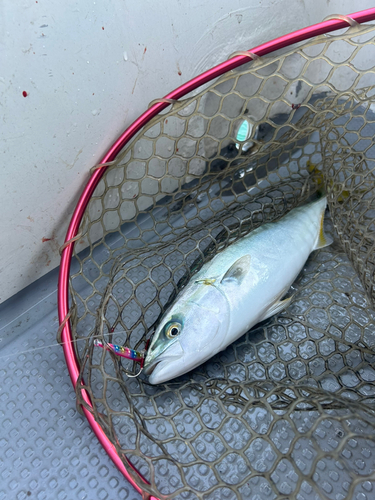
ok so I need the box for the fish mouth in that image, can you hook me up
[144,360,160,375]
[143,355,182,382]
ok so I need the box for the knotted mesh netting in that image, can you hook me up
[68,22,375,499]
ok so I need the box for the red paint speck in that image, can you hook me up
[143,47,147,54]
[22,91,28,97]
[178,71,182,76]
[92,93,94,95]
[102,26,104,30]
[42,237,52,242]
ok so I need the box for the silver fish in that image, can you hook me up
[144,197,331,384]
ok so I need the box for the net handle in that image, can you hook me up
[57,8,375,498]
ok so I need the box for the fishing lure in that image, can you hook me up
[94,340,145,365]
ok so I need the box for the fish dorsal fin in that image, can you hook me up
[221,255,251,285]
[314,210,333,250]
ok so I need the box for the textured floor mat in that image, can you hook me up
[0,279,141,500]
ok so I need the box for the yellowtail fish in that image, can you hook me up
[144,197,331,384]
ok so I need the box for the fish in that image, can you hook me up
[143,197,332,384]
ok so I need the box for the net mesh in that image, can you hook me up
[69,23,375,499]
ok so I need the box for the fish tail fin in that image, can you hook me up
[314,196,333,250]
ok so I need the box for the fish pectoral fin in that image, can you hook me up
[221,254,251,285]
[314,210,333,250]
[261,295,293,321]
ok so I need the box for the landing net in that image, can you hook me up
[60,13,375,500]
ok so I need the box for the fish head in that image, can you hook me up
[144,283,230,384]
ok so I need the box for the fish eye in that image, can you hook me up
[166,322,181,339]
